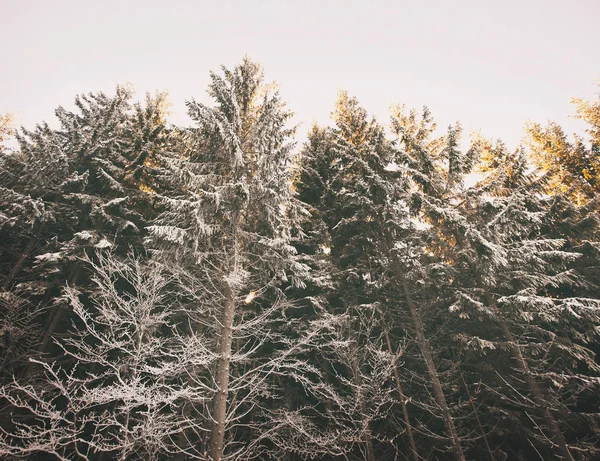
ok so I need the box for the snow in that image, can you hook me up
[384,162,399,172]
[35,252,62,263]
[410,218,431,230]
[319,245,331,255]
[94,239,113,249]
[73,231,94,241]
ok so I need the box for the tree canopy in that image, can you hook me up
[1,59,599,461]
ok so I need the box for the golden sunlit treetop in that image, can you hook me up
[525,89,600,205]
[0,113,14,144]
[572,82,600,146]
[333,90,377,147]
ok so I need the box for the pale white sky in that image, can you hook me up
[1,0,599,149]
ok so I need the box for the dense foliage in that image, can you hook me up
[0,60,599,460]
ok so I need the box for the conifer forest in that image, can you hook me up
[1,58,600,461]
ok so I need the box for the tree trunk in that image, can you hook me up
[209,284,236,461]
[393,258,466,461]
[348,338,376,461]
[384,330,419,461]
[2,231,41,290]
[450,229,573,460]
[319,356,335,416]
[176,399,191,460]
[483,290,574,461]
[23,270,80,379]
[458,367,495,461]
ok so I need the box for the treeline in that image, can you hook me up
[0,58,599,460]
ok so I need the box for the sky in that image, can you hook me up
[1,0,599,149]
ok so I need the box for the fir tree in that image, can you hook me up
[0,88,172,381]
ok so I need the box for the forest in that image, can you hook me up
[0,57,599,461]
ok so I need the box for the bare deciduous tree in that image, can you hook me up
[0,252,199,460]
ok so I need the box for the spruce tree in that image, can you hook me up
[420,130,600,459]
[526,87,600,206]
[0,88,172,376]
[294,94,466,460]
[149,58,307,461]
[389,104,470,461]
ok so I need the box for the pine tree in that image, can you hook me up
[2,59,600,461]
[293,94,467,460]
[389,104,469,461]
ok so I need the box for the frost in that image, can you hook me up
[146,225,186,245]
[104,197,128,208]
[224,268,250,289]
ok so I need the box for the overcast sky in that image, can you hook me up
[2,0,599,149]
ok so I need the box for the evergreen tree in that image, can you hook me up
[526,87,600,205]
[1,59,600,461]
[390,104,470,461]
[419,129,600,459]
[0,88,172,380]
[149,57,309,461]
[294,94,466,460]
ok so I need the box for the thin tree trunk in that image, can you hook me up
[348,338,376,461]
[319,356,335,416]
[393,258,466,461]
[209,284,236,461]
[385,330,419,461]
[23,270,80,379]
[482,290,574,461]
[120,331,143,461]
[2,231,41,290]
[450,229,573,460]
[176,396,191,460]
[458,367,495,461]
